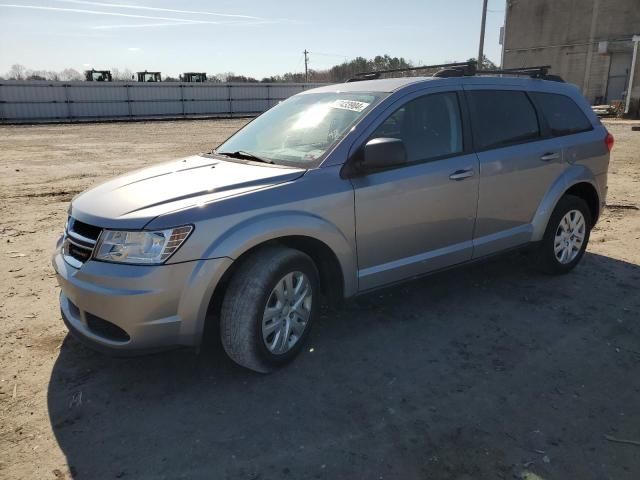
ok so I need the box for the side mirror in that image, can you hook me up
[361,137,407,171]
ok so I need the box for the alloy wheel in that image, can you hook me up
[261,271,313,354]
[554,209,586,264]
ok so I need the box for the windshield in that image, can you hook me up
[216,92,385,167]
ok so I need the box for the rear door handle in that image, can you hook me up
[540,152,560,162]
[449,169,474,181]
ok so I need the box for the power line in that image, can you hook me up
[309,51,349,58]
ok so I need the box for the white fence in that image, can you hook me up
[0,81,326,123]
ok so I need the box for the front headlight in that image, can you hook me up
[93,225,193,265]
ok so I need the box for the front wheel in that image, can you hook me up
[537,194,592,274]
[220,247,319,373]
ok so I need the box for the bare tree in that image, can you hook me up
[26,69,48,80]
[8,64,27,80]
[214,72,235,83]
[59,68,83,81]
[46,71,61,81]
[111,68,134,81]
[26,69,61,81]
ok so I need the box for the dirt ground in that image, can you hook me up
[1,119,639,480]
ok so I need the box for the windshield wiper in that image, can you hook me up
[216,150,274,164]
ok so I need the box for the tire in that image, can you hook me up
[537,194,592,274]
[220,247,320,373]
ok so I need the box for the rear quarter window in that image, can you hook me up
[529,92,593,137]
[467,90,540,151]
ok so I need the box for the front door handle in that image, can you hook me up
[449,169,474,181]
[540,152,560,162]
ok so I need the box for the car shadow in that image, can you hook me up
[48,251,640,480]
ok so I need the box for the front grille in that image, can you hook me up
[86,312,130,342]
[70,218,101,241]
[67,242,92,263]
[63,217,102,267]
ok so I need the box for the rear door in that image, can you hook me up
[528,91,597,167]
[464,87,566,257]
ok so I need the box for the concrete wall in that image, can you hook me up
[0,81,326,123]
[503,0,640,112]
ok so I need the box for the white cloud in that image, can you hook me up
[0,3,283,31]
[0,4,266,25]
[90,22,194,29]
[55,0,265,20]
[127,47,141,52]
[90,19,273,30]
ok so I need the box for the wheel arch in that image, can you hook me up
[209,212,355,292]
[217,233,344,299]
[204,235,347,337]
[531,167,601,242]
[564,182,600,225]
[199,210,358,338]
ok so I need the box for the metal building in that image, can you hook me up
[502,0,640,114]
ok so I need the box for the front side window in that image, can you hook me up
[371,92,463,163]
[216,92,384,167]
[529,92,593,137]
[467,90,540,151]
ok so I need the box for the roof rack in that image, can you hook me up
[346,62,564,83]
[477,65,565,82]
[347,61,476,82]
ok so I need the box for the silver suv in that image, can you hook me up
[53,72,612,372]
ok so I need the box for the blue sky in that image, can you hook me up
[0,0,506,78]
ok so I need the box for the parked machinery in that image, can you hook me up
[137,71,162,82]
[84,69,113,82]
[181,72,207,83]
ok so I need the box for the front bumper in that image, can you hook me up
[53,246,232,352]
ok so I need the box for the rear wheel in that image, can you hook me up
[220,247,319,373]
[537,194,592,274]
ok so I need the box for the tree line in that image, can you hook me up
[2,55,495,83]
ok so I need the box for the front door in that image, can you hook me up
[350,91,479,291]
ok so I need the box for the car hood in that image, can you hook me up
[69,155,305,229]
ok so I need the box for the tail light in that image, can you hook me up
[605,132,614,152]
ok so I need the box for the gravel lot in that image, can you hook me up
[1,119,639,480]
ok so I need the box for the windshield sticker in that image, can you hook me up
[330,99,370,112]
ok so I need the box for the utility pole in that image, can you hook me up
[500,0,508,68]
[582,0,600,97]
[625,35,639,114]
[303,49,309,82]
[477,0,489,69]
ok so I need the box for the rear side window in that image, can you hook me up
[530,92,593,137]
[467,90,540,151]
